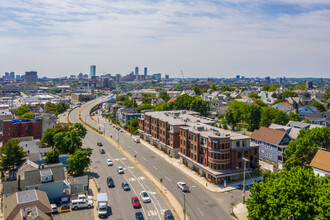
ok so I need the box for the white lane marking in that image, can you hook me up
[142,157,146,161]
[137,176,145,180]
[127,166,135,169]
[147,210,157,216]
[197,207,204,216]
[128,178,136,182]
[152,165,158,170]
[165,176,172,182]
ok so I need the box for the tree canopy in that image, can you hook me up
[0,139,27,173]
[41,123,87,154]
[191,85,202,96]
[247,166,330,220]
[159,91,170,102]
[15,105,30,116]
[45,147,60,164]
[311,101,326,112]
[136,103,153,112]
[67,148,92,176]
[21,112,35,119]
[45,102,69,116]
[284,127,330,170]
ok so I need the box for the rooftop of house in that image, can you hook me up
[3,189,51,220]
[286,121,310,129]
[310,149,330,173]
[67,175,89,185]
[269,123,301,140]
[251,126,287,145]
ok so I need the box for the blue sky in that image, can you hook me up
[0,0,330,78]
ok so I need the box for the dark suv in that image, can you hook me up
[107,177,115,188]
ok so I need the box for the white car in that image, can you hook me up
[177,182,189,192]
[140,191,151,203]
[78,194,93,201]
[71,199,93,210]
[117,166,124,174]
[106,159,113,166]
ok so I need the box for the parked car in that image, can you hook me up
[106,159,113,166]
[71,199,93,210]
[60,197,70,213]
[122,182,130,191]
[134,137,140,143]
[97,142,103,146]
[100,149,105,154]
[135,211,144,220]
[140,191,150,203]
[117,166,124,174]
[131,196,141,209]
[119,129,123,132]
[164,209,175,220]
[78,194,93,201]
[51,204,58,214]
[177,182,189,192]
[107,177,115,188]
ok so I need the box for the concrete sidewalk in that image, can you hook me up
[96,113,261,193]
[232,203,248,220]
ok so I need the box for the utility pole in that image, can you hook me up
[183,193,186,220]
[130,119,132,136]
[242,157,249,204]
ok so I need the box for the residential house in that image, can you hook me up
[310,149,330,177]
[116,107,141,125]
[3,190,52,220]
[0,109,13,132]
[269,123,300,140]
[272,102,294,114]
[180,90,195,96]
[109,103,122,118]
[35,113,57,136]
[167,97,177,103]
[251,126,292,171]
[68,175,89,195]
[151,97,164,106]
[286,121,311,129]
[304,111,330,127]
[235,98,254,104]
[3,163,70,200]
[286,97,301,109]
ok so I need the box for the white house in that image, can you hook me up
[310,149,330,177]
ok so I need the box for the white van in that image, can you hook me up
[134,137,140,143]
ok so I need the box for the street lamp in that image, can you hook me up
[174,185,196,220]
[242,157,249,204]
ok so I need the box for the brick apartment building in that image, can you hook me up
[1,119,42,144]
[139,110,259,184]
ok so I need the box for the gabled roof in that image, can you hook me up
[251,126,287,145]
[168,97,177,103]
[310,149,330,173]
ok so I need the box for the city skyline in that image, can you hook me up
[1,0,330,78]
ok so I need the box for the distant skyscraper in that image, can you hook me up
[144,67,147,77]
[25,71,38,83]
[135,67,139,79]
[165,74,169,80]
[236,75,240,79]
[116,74,122,82]
[9,72,15,79]
[90,65,96,78]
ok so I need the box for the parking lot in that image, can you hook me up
[53,207,94,220]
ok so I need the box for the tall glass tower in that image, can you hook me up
[90,65,96,78]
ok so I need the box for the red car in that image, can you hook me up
[131,196,141,209]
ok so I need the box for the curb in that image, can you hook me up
[75,101,187,220]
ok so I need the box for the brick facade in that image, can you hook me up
[1,119,42,144]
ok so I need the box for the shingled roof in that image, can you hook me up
[310,149,330,173]
[251,126,287,145]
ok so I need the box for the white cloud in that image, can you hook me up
[0,0,329,77]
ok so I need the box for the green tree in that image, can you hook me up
[15,105,30,116]
[45,147,60,164]
[311,101,326,112]
[273,110,289,125]
[45,102,58,115]
[235,95,242,99]
[20,112,35,119]
[191,85,202,95]
[190,97,210,116]
[136,103,154,112]
[202,87,208,94]
[277,90,298,101]
[249,93,259,98]
[125,119,139,133]
[288,111,300,121]
[154,102,174,111]
[159,91,170,102]
[247,166,330,220]
[67,148,92,176]
[41,128,55,146]
[254,100,267,107]
[173,94,193,110]
[322,91,330,100]
[284,127,330,169]
[303,118,311,123]
[0,139,27,174]
[260,108,276,127]
[245,105,261,131]
[296,84,306,90]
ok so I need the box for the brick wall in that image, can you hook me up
[2,119,42,144]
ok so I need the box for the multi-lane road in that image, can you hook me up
[68,97,243,220]
[69,105,171,220]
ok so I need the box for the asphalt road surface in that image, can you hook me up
[70,105,170,220]
[71,98,236,220]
